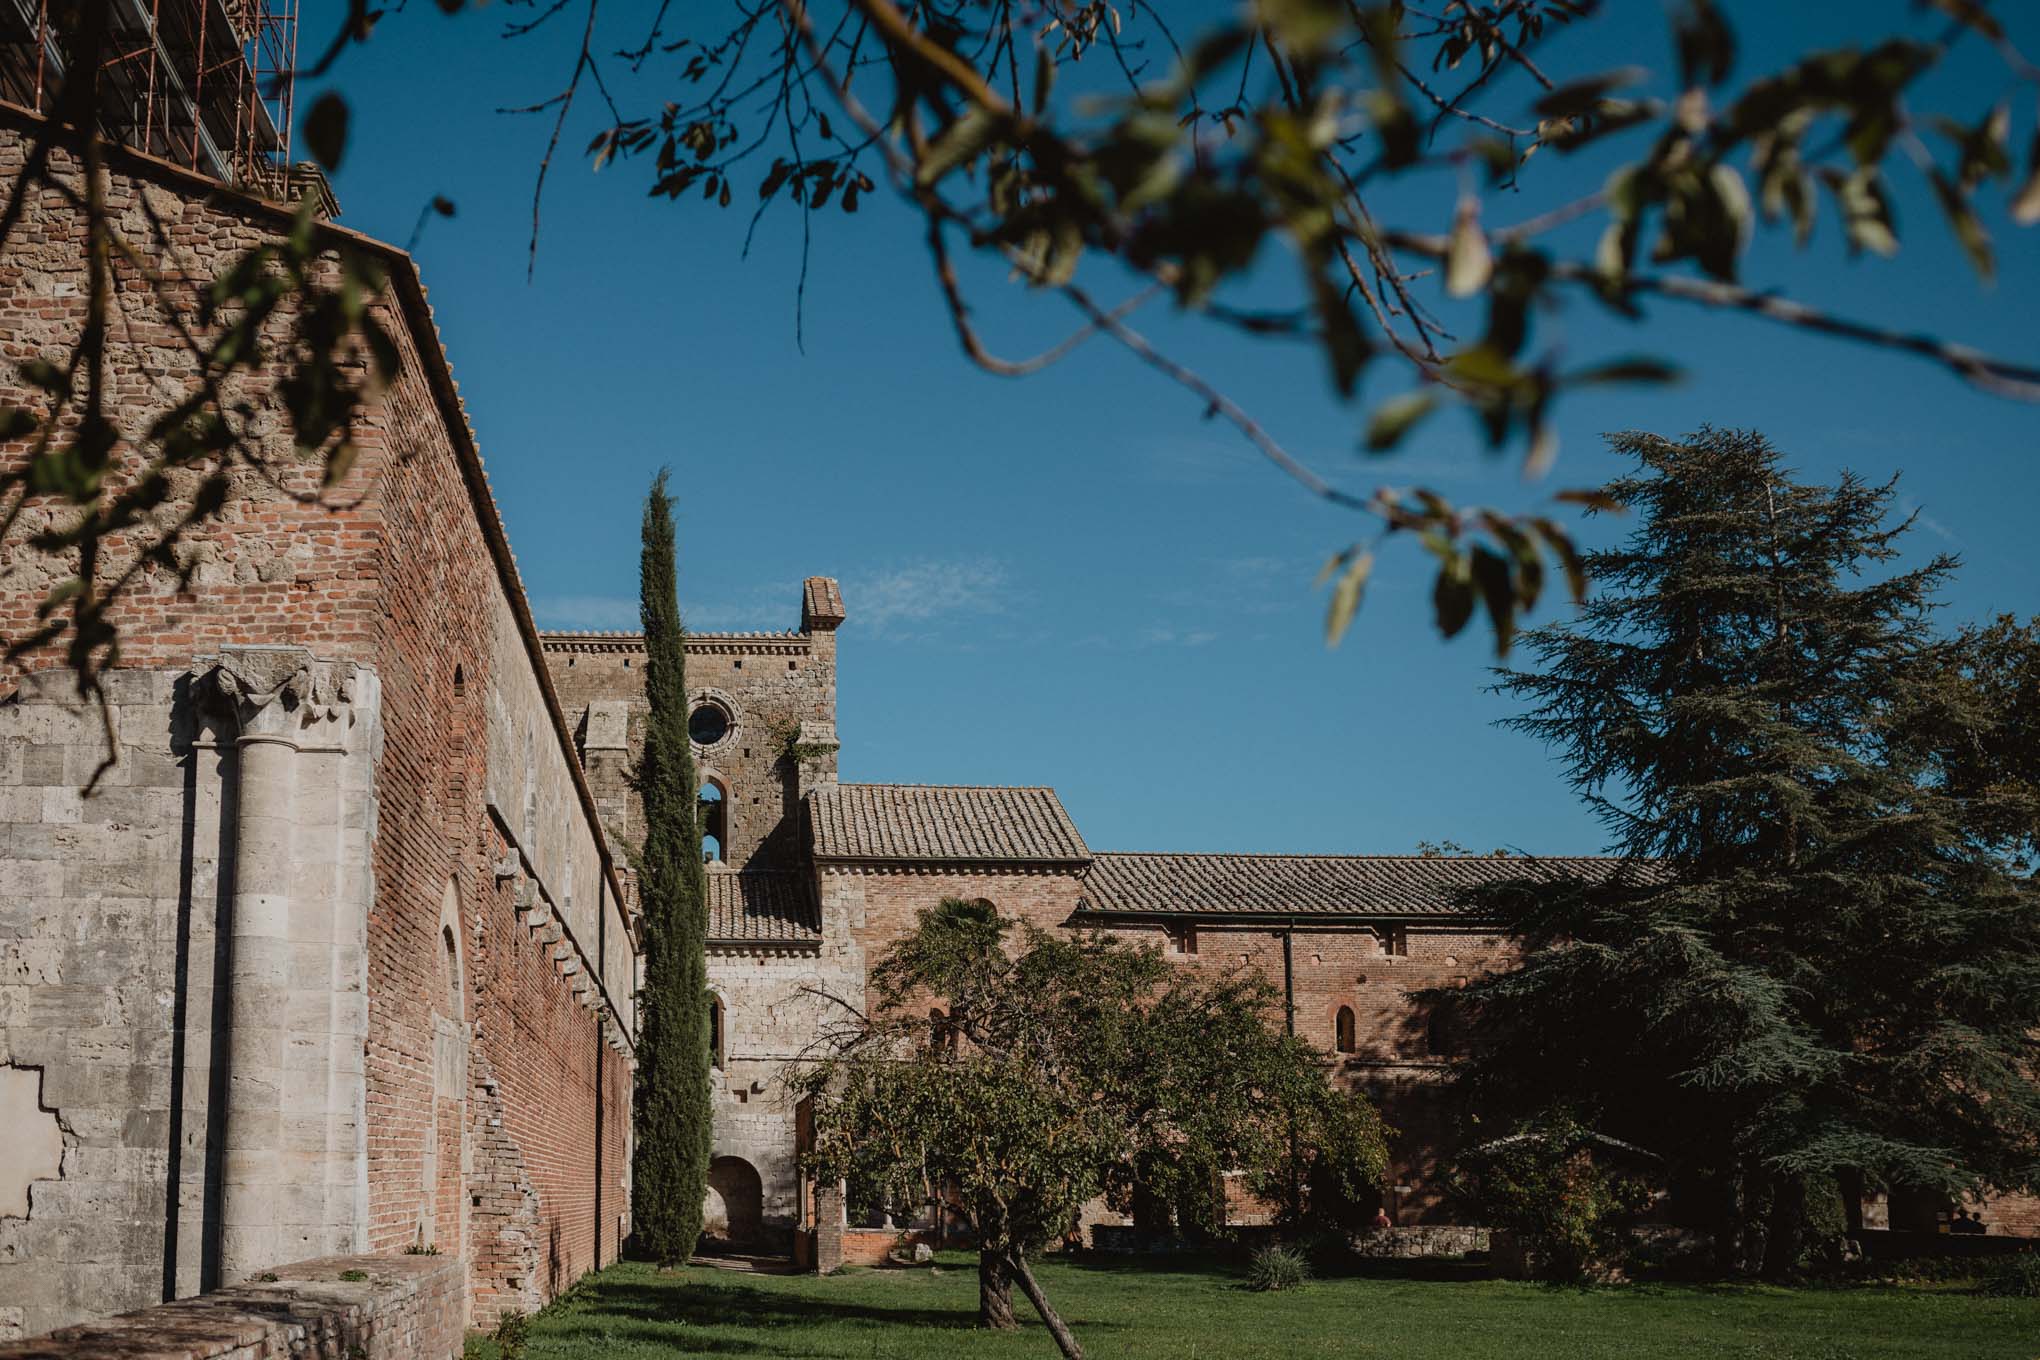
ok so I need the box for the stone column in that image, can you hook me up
[198,646,378,1282]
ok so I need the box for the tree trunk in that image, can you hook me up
[1009,1247,1085,1360]
[1838,1167,1865,1237]
[1761,1174,1806,1281]
[977,1249,1016,1330]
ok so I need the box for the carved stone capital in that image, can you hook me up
[192,645,366,750]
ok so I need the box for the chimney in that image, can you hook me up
[800,576,845,632]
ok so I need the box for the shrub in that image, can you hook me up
[494,1310,530,1360]
[337,1269,369,1283]
[1448,1113,1656,1283]
[1979,1252,2040,1298]
[1247,1244,1311,1292]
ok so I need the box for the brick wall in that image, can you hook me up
[1084,917,1518,1222]
[0,113,637,1334]
[0,1253,466,1360]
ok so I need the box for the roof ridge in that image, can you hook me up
[1092,849,1636,862]
[822,782,1062,793]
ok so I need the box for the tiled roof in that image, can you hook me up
[706,869,822,944]
[1078,852,1658,919]
[808,784,1090,864]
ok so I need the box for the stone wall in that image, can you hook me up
[542,616,840,869]
[824,866,1089,964]
[0,1253,465,1360]
[707,938,863,1247]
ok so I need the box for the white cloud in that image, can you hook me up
[851,558,1010,636]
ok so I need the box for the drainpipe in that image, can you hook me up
[1283,921,1299,1223]
[595,864,607,1269]
[1281,924,1295,1035]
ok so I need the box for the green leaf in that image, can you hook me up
[1257,0,1348,55]
[1827,167,1899,257]
[1324,551,1374,648]
[304,92,349,172]
[917,107,1004,186]
[1364,390,1439,452]
[1530,517,1590,604]
[0,406,38,439]
[1433,554,1474,639]
[1446,200,1493,298]
[1308,259,1371,397]
[2012,128,2040,227]
[1468,545,1517,655]
[1566,357,1683,387]
[1928,169,1993,282]
[1533,69,1646,120]
[1554,487,1626,513]
[1674,0,1736,88]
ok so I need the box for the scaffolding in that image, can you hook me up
[1,0,298,196]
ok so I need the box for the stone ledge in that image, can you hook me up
[0,1254,465,1360]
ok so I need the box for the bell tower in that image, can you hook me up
[540,577,845,869]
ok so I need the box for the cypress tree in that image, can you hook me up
[630,469,712,1266]
[1454,428,2040,1275]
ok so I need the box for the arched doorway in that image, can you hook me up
[704,1156,765,1245]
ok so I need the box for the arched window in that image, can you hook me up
[437,881,463,1024]
[700,778,728,862]
[708,993,725,1068]
[442,926,461,1020]
[451,664,466,699]
[1426,1003,1454,1057]
[1335,1006,1357,1054]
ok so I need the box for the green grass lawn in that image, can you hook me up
[472,1252,2040,1360]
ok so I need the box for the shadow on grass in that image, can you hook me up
[1056,1249,1493,1285]
[571,1278,974,1332]
[523,1266,1136,1359]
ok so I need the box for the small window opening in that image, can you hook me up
[452,664,466,699]
[709,994,725,1068]
[1383,927,1409,957]
[1335,1005,1357,1054]
[734,659,743,669]
[1167,925,1198,955]
[1425,1007,1450,1057]
[442,925,461,1020]
[700,779,727,862]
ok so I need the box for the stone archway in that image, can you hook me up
[704,1156,765,1245]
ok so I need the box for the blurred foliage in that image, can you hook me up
[8,0,2040,716]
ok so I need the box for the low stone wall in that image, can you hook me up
[0,1255,465,1360]
[1349,1225,1490,1258]
[838,1228,937,1269]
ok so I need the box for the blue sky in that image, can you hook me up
[315,1,2037,857]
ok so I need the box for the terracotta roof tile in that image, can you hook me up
[807,784,1090,863]
[706,868,821,944]
[1078,852,1659,919]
